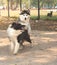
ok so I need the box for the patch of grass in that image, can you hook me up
[0,15,57,21]
[41,15,57,21]
[30,16,38,20]
[30,15,57,20]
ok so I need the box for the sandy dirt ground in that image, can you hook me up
[0,30,57,65]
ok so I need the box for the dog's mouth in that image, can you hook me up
[25,18,26,20]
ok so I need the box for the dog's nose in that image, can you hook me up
[25,18,26,20]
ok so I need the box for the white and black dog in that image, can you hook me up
[7,10,32,55]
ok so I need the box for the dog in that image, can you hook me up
[19,9,31,33]
[47,11,53,17]
[7,10,32,55]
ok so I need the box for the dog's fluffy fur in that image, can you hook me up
[7,10,31,55]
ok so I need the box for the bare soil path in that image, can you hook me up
[0,30,57,65]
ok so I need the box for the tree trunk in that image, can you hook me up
[20,0,22,11]
[38,0,40,20]
[8,0,10,17]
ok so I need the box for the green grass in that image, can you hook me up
[0,15,57,21]
[30,16,38,20]
[30,15,57,21]
[41,15,57,21]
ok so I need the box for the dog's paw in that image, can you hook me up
[13,52,17,55]
[30,44,33,48]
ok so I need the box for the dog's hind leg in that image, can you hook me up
[26,37,33,48]
[8,37,14,52]
[13,39,20,55]
[29,40,33,48]
[10,41,14,52]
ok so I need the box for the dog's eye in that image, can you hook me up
[26,14,27,16]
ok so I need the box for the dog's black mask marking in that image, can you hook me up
[20,10,30,15]
[11,22,25,30]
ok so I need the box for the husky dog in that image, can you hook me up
[19,9,31,33]
[7,10,32,55]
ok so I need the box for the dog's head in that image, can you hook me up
[19,9,30,22]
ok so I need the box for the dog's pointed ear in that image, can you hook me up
[19,10,23,15]
[27,9,30,15]
[27,9,30,13]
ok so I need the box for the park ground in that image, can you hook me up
[0,9,57,65]
[0,30,57,65]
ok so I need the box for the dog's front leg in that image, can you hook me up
[13,40,20,55]
[27,23,31,34]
